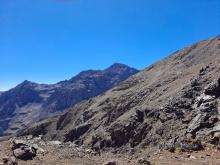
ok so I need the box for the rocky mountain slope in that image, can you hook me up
[0,63,138,136]
[23,35,220,154]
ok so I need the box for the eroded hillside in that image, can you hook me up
[22,36,220,156]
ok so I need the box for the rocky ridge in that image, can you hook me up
[0,63,138,136]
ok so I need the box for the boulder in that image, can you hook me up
[204,79,220,97]
[137,158,151,164]
[11,138,45,160]
[187,113,207,134]
[49,141,62,145]
[180,140,203,152]
[103,161,117,165]
[13,146,36,160]
[12,139,27,150]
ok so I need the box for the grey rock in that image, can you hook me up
[187,113,207,133]
[103,161,117,165]
[11,138,45,160]
[64,123,92,142]
[205,79,220,97]
[49,141,62,145]
[12,139,28,150]
[137,158,151,164]
[13,146,36,160]
[212,124,220,133]
[180,140,203,152]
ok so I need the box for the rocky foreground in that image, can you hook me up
[1,136,220,165]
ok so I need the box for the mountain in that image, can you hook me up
[0,63,139,136]
[23,35,220,154]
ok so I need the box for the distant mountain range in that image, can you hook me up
[0,63,139,136]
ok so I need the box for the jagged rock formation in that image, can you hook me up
[23,35,220,154]
[0,63,138,136]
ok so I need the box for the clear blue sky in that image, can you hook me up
[0,0,219,91]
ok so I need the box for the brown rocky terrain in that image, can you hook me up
[2,135,220,165]
[1,35,220,165]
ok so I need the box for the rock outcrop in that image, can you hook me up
[11,139,45,160]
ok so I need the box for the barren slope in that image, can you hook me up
[24,35,220,154]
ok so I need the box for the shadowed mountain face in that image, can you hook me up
[23,36,220,153]
[0,63,139,136]
[43,63,139,114]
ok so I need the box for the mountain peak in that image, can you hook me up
[22,80,33,84]
[13,80,39,90]
[106,63,129,69]
[20,80,36,86]
[69,63,138,82]
[105,63,138,73]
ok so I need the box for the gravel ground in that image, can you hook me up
[1,139,220,165]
